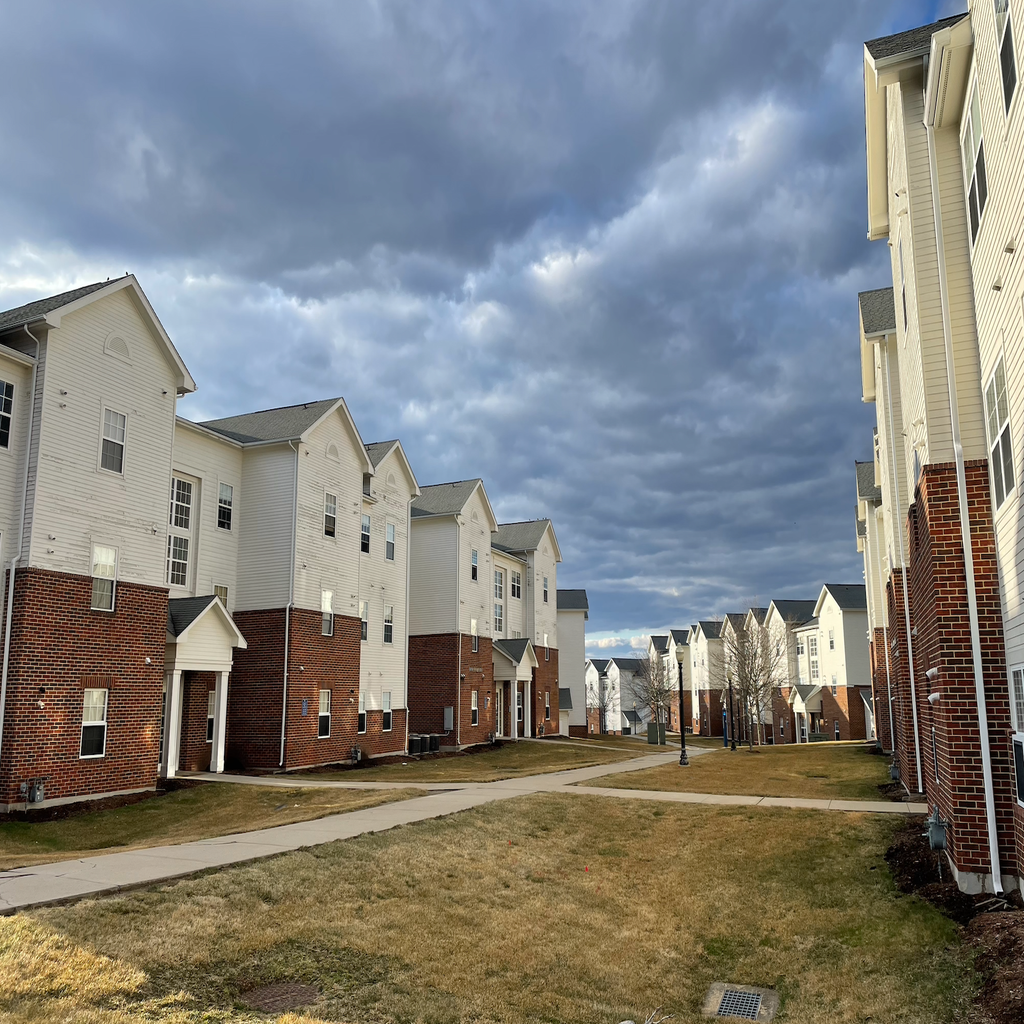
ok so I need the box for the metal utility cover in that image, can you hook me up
[701,983,778,1022]
[717,990,762,1019]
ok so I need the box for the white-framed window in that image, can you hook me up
[0,378,13,449]
[898,240,908,334]
[494,602,503,633]
[545,691,550,720]
[831,675,838,696]
[80,688,108,757]
[206,691,215,743]
[961,80,989,244]
[471,549,478,581]
[513,630,521,639]
[779,717,785,737]
[218,483,233,530]
[100,408,126,474]
[996,1,1017,114]
[358,692,366,734]
[1011,665,1024,732]
[214,584,229,604]
[362,471,370,494]
[383,604,394,644]
[322,589,334,636]
[511,570,521,599]
[91,544,117,611]
[811,659,819,681]
[494,569,503,599]
[324,492,337,537]
[386,522,395,561]
[543,576,549,603]
[545,647,550,661]
[471,618,479,653]
[828,629,835,651]
[835,720,841,742]
[985,357,1014,510]
[796,637,805,656]
[167,535,189,587]
[517,690,523,722]
[170,477,192,530]
[360,600,369,641]
[382,691,392,732]
[361,514,371,553]
[318,689,331,738]
[471,690,479,726]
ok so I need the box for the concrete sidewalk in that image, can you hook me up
[0,746,923,914]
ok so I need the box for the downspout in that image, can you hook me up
[0,325,40,773]
[926,122,1003,892]
[881,336,924,792]
[280,439,299,768]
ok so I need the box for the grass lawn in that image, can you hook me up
[0,784,414,870]
[594,741,892,801]
[295,738,651,784]
[6,795,972,1024]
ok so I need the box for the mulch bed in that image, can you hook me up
[274,741,502,776]
[886,820,1024,1023]
[0,779,203,824]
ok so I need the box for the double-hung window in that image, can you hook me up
[1010,667,1024,804]
[218,483,233,530]
[322,589,334,636]
[828,629,835,651]
[0,378,12,449]
[961,82,989,243]
[383,605,394,644]
[170,477,192,530]
[167,536,189,587]
[318,690,331,738]
[101,408,126,474]
[471,549,478,581]
[986,358,1014,509]
[386,522,395,561]
[361,514,371,553]
[360,600,369,641]
[324,492,337,537]
[494,570,503,600]
[545,691,550,720]
[996,1,1017,113]
[809,636,819,681]
[471,618,479,653]
[214,584,229,604]
[831,675,838,697]
[471,690,479,726]
[382,691,392,732]
[206,691,215,742]
[511,570,521,599]
[494,602,503,634]
[543,577,549,603]
[517,690,523,722]
[91,544,117,611]
[358,693,366,734]
[796,637,805,656]
[81,688,108,757]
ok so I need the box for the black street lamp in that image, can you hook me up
[727,672,737,751]
[678,666,688,766]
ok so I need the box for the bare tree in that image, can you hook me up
[722,617,789,749]
[629,655,674,730]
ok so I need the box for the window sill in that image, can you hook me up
[79,754,106,760]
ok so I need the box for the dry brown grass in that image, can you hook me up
[598,741,892,800]
[5,794,975,1024]
[0,784,414,870]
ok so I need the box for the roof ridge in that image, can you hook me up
[201,397,341,423]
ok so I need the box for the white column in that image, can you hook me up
[524,677,532,739]
[164,670,184,779]
[513,684,519,741]
[210,670,229,773]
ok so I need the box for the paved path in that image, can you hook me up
[0,746,925,914]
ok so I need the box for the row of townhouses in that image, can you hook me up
[851,4,1024,895]
[0,276,586,810]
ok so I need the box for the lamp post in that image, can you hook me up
[727,671,737,751]
[678,665,688,766]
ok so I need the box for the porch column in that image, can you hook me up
[164,670,184,778]
[210,670,229,773]
[524,677,532,739]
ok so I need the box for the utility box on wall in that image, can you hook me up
[443,706,454,731]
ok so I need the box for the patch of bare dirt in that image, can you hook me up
[238,982,319,1012]
[966,912,1024,1024]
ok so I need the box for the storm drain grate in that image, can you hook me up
[716,989,763,1019]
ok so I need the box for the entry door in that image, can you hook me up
[799,714,807,742]
[496,685,504,737]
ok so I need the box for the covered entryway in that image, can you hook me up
[789,684,823,744]
[492,639,538,740]
[163,596,247,777]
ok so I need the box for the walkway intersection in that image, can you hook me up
[0,745,926,914]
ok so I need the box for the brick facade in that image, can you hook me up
[696,689,724,736]
[885,567,921,791]
[871,628,895,753]
[460,634,496,745]
[531,646,559,736]
[178,671,216,772]
[0,567,167,807]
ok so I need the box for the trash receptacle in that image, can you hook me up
[408,735,421,755]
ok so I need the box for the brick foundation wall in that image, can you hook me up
[358,709,408,757]
[871,628,895,753]
[228,609,287,770]
[586,707,600,734]
[408,633,459,736]
[179,671,216,772]
[458,635,495,745]
[886,568,921,791]
[531,647,559,737]
[0,567,167,806]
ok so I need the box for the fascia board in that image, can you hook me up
[473,480,500,533]
[860,326,877,402]
[175,599,248,649]
[865,53,891,242]
[924,18,974,129]
[175,416,244,449]
[812,585,829,619]
[0,342,36,368]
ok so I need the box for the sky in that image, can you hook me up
[0,0,964,658]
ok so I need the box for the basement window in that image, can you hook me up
[985,358,1014,510]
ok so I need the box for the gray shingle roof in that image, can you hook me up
[769,600,818,626]
[823,584,868,611]
[589,658,610,673]
[0,279,122,332]
[857,511,867,538]
[493,637,533,664]
[167,595,218,637]
[724,613,747,633]
[670,629,689,645]
[795,617,820,631]
[411,479,482,517]
[864,14,966,62]
[611,657,640,672]
[856,461,882,503]
[698,620,722,639]
[748,607,768,625]
[650,634,669,653]
[493,520,551,553]
[792,683,822,706]
[557,589,589,611]
[200,398,341,444]
[859,288,897,337]
[365,440,398,468]
[558,687,572,711]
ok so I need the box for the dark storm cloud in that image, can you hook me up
[0,0,953,646]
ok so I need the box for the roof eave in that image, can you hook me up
[924,16,974,129]
[300,397,375,476]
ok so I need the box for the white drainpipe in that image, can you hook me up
[926,122,1002,892]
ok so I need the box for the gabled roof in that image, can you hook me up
[559,687,573,711]
[557,589,589,614]
[493,519,562,562]
[167,595,247,648]
[748,608,768,626]
[365,439,399,468]
[724,613,747,633]
[794,616,820,632]
[588,658,611,673]
[650,634,669,653]
[200,398,341,443]
[0,279,117,331]
[412,479,497,530]
[670,629,689,645]
[790,683,822,707]
[864,14,966,63]
[697,620,722,640]
[859,288,897,338]
[817,584,868,614]
[611,657,640,672]
[767,600,818,626]
[856,461,882,503]
[493,637,534,665]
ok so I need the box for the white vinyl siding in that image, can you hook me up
[409,517,459,634]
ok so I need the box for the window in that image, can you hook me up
[779,718,785,737]
[101,408,126,474]
[1011,666,1024,732]
[961,81,989,243]
[517,690,523,722]
[471,618,478,653]
[471,690,479,726]
[545,691,550,721]
[206,691,215,742]
[986,358,1014,509]
[318,689,331,738]
[324,492,337,537]
[898,241,908,333]
[809,636,818,657]
[0,379,12,449]
[796,637,805,656]
[831,675,838,697]
[361,514,371,553]
[828,629,835,651]
[543,576,549,603]
[360,600,369,641]
[835,720,841,742]
[167,535,189,587]
[81,688,108,757]
[91,544,116,611]
[383,605,394,644]
[494,603,503,633]
[471,549,478,581]
[322,589,334,636]
[811,659,819,681]
[362,471,371,495]
[214,584,229,604]
[494,570,503,599]
[511,570,521,599]
[386,522,395,561]
[170,477,192,530]
[545,647,550,661]
[382,691,392,732]
[218,483,233,530]
[996,1,1017,113]
[358,693,366,734]
[1013,735,1024,805]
